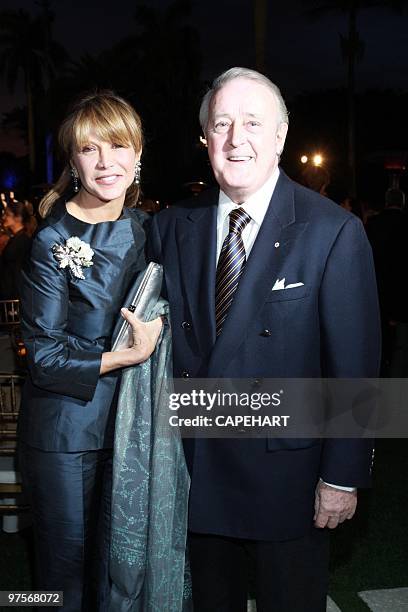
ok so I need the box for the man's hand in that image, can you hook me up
[314,481,357,529]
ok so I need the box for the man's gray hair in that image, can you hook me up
[199,67,289,133]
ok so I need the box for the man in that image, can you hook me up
[149,68,380,612]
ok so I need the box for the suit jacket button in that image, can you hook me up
[181,370,190,379]
[260,329,271,337]
[181,321,192,330]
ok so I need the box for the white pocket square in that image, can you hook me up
[272,278,304,291]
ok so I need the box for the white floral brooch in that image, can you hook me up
[52,236,94,280]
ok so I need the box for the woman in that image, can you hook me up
[0,201,34,299]
[18,91,162,612]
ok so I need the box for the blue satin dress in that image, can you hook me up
[18,197,148,612]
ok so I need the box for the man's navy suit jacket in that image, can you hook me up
[148,170,381,541]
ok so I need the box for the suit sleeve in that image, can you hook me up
[318,216,381,487]
[146,213,171,303]
[146,213,162,264]
[20,227,102,402]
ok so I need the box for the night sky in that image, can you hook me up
[1,0,408,157]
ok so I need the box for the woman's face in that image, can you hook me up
[2,210,20,232]
[71,130,139,205]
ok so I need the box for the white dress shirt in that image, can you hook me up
[216,168,280,263]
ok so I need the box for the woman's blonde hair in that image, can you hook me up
[39,91,143,217]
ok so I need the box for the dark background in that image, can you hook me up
[1,0,407,204]
[1,7,408,608]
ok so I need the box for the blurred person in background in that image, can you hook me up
[0,200,35,299]
[137,196,161,215]
[366,188,408,375]
[301,164,330,196]
[340,195,363,221]
[0,216,11,256]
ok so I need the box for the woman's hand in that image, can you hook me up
[100,309,163,374]
[121,308,163,364]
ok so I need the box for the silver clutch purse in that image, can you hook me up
[111,262,163,351]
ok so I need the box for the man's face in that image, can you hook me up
[206,78,288,203]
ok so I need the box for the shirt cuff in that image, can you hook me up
[322,479,356,492]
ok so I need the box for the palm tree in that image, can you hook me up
[254,0,267,71]
[0,8,66,177]
[303,0,406,196]
[129,0,202,198]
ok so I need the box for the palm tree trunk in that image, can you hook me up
[254,0,267,72]
[40,0,52,183]
[25,74,36,176]
[347,6,357,197]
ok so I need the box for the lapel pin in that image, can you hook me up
[274,242,280,248]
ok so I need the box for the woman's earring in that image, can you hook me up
[70,167,79,193]
[134,161,141,185]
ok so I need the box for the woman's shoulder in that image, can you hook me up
[33,216,62,240]
[28,216,69,265]
[125,206,150,225]
[124,207,152,239]
[32,197,66,236]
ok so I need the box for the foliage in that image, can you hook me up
[0,7,68,176]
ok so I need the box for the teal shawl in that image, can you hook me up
[109,300,192,611]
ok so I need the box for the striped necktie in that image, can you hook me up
[215,207,251,336]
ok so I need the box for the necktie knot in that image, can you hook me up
[229,208,251,235]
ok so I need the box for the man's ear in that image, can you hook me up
[276,122,288,156]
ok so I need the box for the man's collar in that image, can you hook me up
[218,167,280,226]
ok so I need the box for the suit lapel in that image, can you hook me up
[208,171,302,376]
[177,191,218,357]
